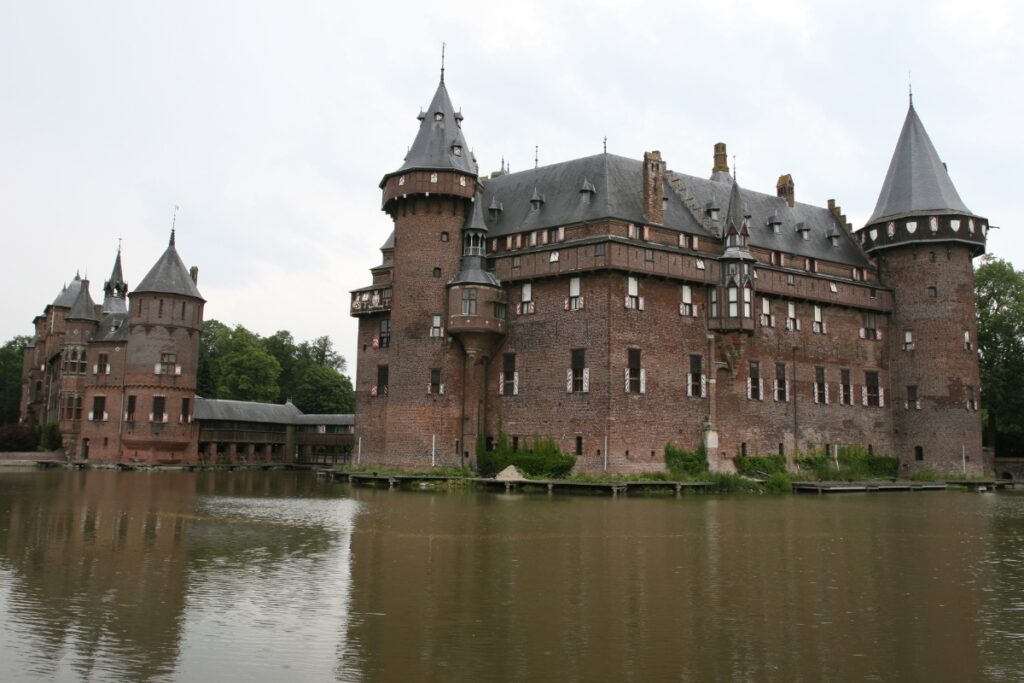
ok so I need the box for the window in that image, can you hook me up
[461,288,477,315]
[379,318,391,348]
[126,395,136,422]
[644,248,654,262]
[550,251,560,263]
[430,172,438,183]
[432,267,442,278]
[680,285,694,316]
[907,385,919,410]
[374,365,389,397]
[625,277,643,310]
[74,396,82,420]
[812,306,825,334]
[594,243,606,256]
[95,353,110,375]
[727,287,739,317]
[786,302,799,331]
[860,313,878,340]
[966,385,977,411]
[864,371,881,407]
[743,287,752,318]
[569,348,588,393]
[440,231,449,242]
[814,366,827,404]
[63,346,87,374]
[928,286,937,298]
[903,330,914,351]
[158,299,164,317]
[964,330,973,351]
[626,348,644,394]
[501,353,518,396]
[157,353,177,375]
[494,302,507,321]
[805,258,817,272]
[152,396,166,422]
[695,258,706,270]
[430,314,443,338]
[90,396,106,422]
[760,298,774,327]
[775,363,788,402]
[840,369,852,405]
[710,288,719,318]
[429,368,442,395]
[748,361,762,400]
[567,277,583,310]
[688,355,705,398]
[915,445,924,461]
[519,283,534,315]
[787,273,795,286]
[575,436,583,456]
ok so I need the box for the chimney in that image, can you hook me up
[777,174,794,208]
[190,266,199,285]
[643,150,665,225]
[712,142,729,174]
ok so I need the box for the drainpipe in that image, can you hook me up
[792,345,798,465]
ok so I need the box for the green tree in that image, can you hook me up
[298,336,345,373]
[197,319,232,398]
[0,336,32,425]
[216,327,282,402]
[291,364,355,414]
[262,330,299,403]
[975,256,1024,454]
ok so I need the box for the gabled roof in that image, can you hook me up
[52,274,83,308]
[67,280,99,322]
[867,103,973,224]
[134,231,204,300]
[193,398,303,423]
[389,80,476,179]
[93,312,130,342]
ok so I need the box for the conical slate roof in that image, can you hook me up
[52,273,83,308]
[450,191,500,287]
[390,80,476,178]
[134,231,204,300]
[102,248,129,314]
[67,280,99,322]
[867,104,972,224]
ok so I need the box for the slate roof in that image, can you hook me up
[481,154,709,237]
[52,274,83,308]
[389,80,476,178]
[67,280,100,322]
[450,189,501,287]
[867,104,973,224]
[668,171,871,268]
[93,312,130,343]
[134,232,204,300]
[193,398,303,423]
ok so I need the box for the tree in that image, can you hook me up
[292,364,355,414]
[216,327,282,402]
[975,256,1024,455]
[298,336,345,373]
[197,320,232,398]
[0,336,32,425]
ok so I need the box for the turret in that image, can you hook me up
[102,246,129,314]
[856,101,986,476]
[709,180,756,333]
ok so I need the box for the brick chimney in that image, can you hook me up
[643,150,666,225]
[777,174,794,208]
[713,142,729,174]
[190,266,199,285]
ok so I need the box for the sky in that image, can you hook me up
[2,0,1022,371]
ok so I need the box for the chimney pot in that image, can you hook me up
[776,174,795,208]
[190,266,199,285]
[712,142,729,174]
[643,151,665,225]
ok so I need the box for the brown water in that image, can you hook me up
[0,471,1022,682]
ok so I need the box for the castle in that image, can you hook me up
[351,73,989,476]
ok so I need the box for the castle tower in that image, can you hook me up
[59,279,100,455]
[121,230,205,463]
[102,246,129,314]
[857,102,987,475]
[354,72,479,466]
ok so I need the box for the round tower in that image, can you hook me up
[357,72,480,467]
[856,102,987,476]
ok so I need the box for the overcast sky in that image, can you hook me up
[3,0,1021,371]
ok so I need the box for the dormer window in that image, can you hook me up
[398,176,406,186]
[705,201,720,221]
[434,112,444,121]
[530,188,544,212]
[452,144,463,157]
[489,197,503,220]
[796,223,810,241]
[727,231,739,247]
[830,234,839,247]
[767,215,781,234]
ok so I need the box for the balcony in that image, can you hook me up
[350,286,392,316]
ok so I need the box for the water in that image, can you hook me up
[1,471,1023,682]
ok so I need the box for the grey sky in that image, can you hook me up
[2,0,1021,369]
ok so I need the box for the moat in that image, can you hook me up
[2,470,1023,682]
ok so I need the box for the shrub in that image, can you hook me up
[707,472,761,493]
[35,422,61,451]
[795,444,898,480]
[477,434,576,478]
[665,443,708,478]
[734,455,787,477]
[762,472,793,494]
[0,424,38,452]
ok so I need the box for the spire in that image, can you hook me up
[450,189,500,287]
[440,42,446,85]
[388,76,475,178]
[52,273,83,308]
[67,279,99,322]
[867,103,972,225]
[102,245,129,314]
[725,178,744,230]
[134,233,204,300]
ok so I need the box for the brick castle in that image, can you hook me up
[351,73,989,476]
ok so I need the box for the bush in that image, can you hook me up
[665,443,708,478]
[477,434,576,478]
[763,472,793,494]
[734,455,787,477]
[707,472,761,493]
[35,422,61,451]
[0,424,38,452]
[795,444,899,480]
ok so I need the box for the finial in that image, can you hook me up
[170,204,179,246]
[603,136,607,154]
[908,71,913,107]
[534,145,539,169]
[733,155,737,181]
[440,42,446,84]
[117,237,122,255]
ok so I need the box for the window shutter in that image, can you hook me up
[758,379,763,401]
[499,372,505,395]
[372,337,379,349]
[625,367,631,393]
[148,412,154,421]
[686,373,693,397]
[370,385,378,397]
[680,303,686,316]
[103,411,108,421]
[427,383,432,394]
[154,363,162,375]
[700,375,707,398]
[515,303,522,315]
[876,329,883,341]
[579,295,585,310]
[879,387,885,407]
[558,227,565,241]
[862,386,868,406]
[566,368,573,393]
[105,365,111,375]
[624,295,632,309]
[583,368,590,393]
[693,305,699,319]
[822,322,828,334]
[88,411,94,421]
[564,297,570,311]
[859,328,866,339]
[785,380,790,402]
[92,364,98,374]
[770,315,776,327]
[785,319,792,331]
[638,297,645,311]
[773,383,779,402]
[439,384,445,395]
[513,372,519,395]
[813,383,819,404]
[824,383,830,404]
[746,377,752,399]
[639,368,646,394]
[795,319,801,331]
[643,226,650,241]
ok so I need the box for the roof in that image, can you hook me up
[93,312,130,343]
[134,232,204,300]
[66,280,100,322]
[481,154,709,237]
[668,171,872,267]
[450,190,501,287]
[193,398,303,423]
[52,274,83,308]
[292,414,354,426]
[867,104,973,224]
[389,80,476,178]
